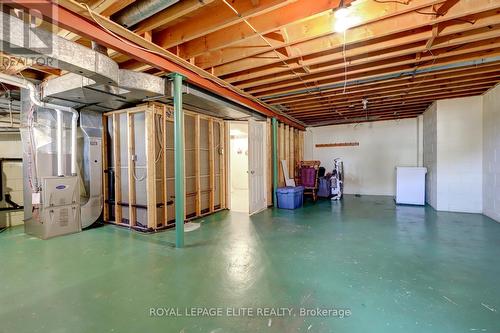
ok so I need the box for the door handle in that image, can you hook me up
[250,170,255,174]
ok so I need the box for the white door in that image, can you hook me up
[248,119,267,214]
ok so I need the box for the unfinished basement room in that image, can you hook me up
[1,0,500,332]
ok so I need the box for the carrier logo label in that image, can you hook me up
[55,185,67,190]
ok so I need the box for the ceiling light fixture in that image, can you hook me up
[333,0,359,33]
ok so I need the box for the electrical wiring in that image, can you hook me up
[373,0,410,4]
[406,48,437,93]
[78,3,302,126]
[342,30,348,94]
[133,167,147,182]
[414,10,441,16]
[220,0,316,96]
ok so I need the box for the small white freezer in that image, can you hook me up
[395,167,427,205]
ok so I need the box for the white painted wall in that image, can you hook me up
[417,115,424,167]
[229,122,249,213]
[423,102,437,209]
[482,84,500,222]
[304,118,419,196]
[422,96,483,213]
[436,96,483,213]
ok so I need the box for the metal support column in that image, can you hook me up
[172,73,185,248]
[272,118,279,206]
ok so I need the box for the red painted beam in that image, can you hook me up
[9,0,304,129]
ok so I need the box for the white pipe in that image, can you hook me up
[56,110,64,176]
[71,112,78,175]
[0,73,79,176]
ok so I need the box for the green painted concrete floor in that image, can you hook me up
[1,195,500,333]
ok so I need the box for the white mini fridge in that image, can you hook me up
[395,167,427,205]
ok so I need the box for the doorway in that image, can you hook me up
[229,122,249,213]
[228,120,267,214]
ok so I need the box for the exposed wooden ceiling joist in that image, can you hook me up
[28,0,500,125]
[265,61,500,104]
[283,74,500,112]
[198,0,448,72]
[216,3,500,81]
[154,0,296,50]
[134,0,216,34]
[167,0,346,59]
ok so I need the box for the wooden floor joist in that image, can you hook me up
[17,0,500,125]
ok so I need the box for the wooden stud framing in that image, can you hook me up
[195,115,201,216]
[266,118,273,206]
[127,113,136,227]
[278,123,285,187]
[145,110,157,229]
[223,121,230,209]
[112,113,122,224]
[208,118,215,212]
[284,124,290,178]
[298,131,304,162]
[102,102,233,230]
[218,120,225,209]
[102,114,109,222]
[162,106,168,226]
[289,126,294,178]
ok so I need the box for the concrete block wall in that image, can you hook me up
[303,118,419,196]
[423,102,438,209]
[483,84,500,222]
[422,96,483,214]
[436,96,483,213]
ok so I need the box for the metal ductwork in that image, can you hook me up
[112,0,180,28]
[0,73,79,177]
[163,80,266,121]
[0,11,119,85]
[42,70,166,112]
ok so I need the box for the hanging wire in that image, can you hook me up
[78,2,301,125]
[373,0,410,4]
[342,29,348,94]
[221,0,315,96]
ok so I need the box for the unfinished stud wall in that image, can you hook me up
[103,102,225,231]
[274,121,304,188]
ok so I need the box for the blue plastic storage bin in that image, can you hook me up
[277,186,304,209]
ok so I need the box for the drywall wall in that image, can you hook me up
[0,133,23,226]
[423,103,438,209]
[483,84,500,221]
[422,96,483,213]
[304,118,419,196]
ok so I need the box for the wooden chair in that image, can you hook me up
[295,160,321,201]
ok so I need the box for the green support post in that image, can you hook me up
[172,73,185,248]
[272,118,279,206]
